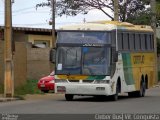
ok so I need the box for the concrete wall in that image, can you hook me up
[27,46,54,80]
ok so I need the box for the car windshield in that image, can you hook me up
[56,47,110,75]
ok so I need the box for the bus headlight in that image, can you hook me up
[94,80,110,84]
[57,86,66,93]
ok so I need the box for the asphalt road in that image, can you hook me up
[0,87,160,114]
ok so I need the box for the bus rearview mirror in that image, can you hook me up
[50,49,56,63]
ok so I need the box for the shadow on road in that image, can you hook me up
[58,95,148,102]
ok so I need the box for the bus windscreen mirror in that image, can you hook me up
[50,49,56,63]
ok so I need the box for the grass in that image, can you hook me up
[0,80,43,99]
[14,79,42,96]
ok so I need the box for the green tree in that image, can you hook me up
[156,0,160,26]
[126,8,151,25]
[37,0,149,22]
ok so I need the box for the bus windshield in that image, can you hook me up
[56,47,110,75]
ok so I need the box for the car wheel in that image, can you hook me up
[65,94,74,101]
[41,90,49,93]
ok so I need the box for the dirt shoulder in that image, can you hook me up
[24,93,64,101]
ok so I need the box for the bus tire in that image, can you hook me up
[110,83,119,101]
[128,91,137,97]
[65,94,74,101]
[136,81,146,97]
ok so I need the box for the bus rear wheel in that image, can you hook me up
[65,94,74,101]
[136,81,146,97]
[128,81,146,97]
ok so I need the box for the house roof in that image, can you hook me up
[0,26,52,33]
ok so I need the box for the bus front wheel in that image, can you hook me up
[65,94,74,101]
[110,83,119,101]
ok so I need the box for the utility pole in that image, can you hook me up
[4,0,14,97]
[114,0,119,21]
[151,0,158,84]
[52,0,56,48]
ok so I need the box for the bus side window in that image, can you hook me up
[118,33,123,50]
[123,33,129,50]
[129,33,134,51]
[144,34,148,50]
[151,34,154,50]
[140,34,145,50]
[150,34,153,50]
[135,34,140,50]
[146,34,151,50]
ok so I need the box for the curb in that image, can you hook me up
[154,85,160,88]
[0,98,20,102]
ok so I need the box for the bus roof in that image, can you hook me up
[59,20,153,32]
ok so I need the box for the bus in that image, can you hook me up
[53,21,156,101]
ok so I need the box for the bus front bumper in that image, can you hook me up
[55,83,112,96]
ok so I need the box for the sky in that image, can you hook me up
[0,0,112,29]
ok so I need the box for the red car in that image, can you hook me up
[37,71,55,93]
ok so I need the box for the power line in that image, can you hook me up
[8,21,82,26]
[1,23,49,27]
[56,22,81,24]
[0,9,50,16]
[13,5,50,13]
[13,6,36,13]
[0,6,39,13]
[12,11,50,16]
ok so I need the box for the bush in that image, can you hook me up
[15,79,41,95]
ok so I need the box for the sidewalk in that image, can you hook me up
[154,82,160,88]
[0,94,20,102]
